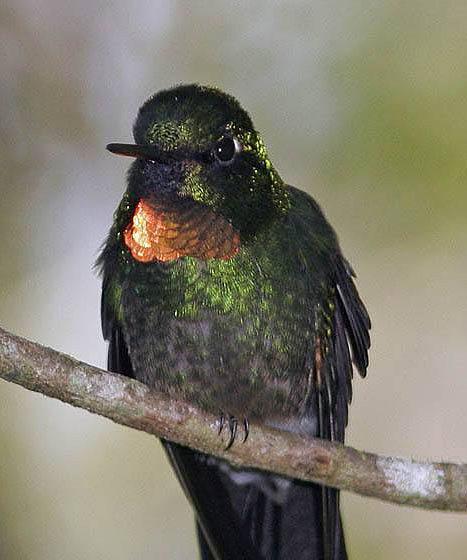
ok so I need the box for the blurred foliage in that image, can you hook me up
[324,3,467,246]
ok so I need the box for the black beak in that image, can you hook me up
[106,143,171,163]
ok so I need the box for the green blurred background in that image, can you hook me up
[1,2,466,558]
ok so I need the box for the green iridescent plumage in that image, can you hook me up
[98,84,370,560]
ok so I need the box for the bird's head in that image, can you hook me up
[108,84,289,263]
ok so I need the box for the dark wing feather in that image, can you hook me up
[314,256,370,560]
[289,186,370,560]
[334,258,371,377]
[100,269,135,379]
[325,256,371,442]
[107,325,134,378]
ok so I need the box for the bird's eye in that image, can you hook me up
[213,136,241,165]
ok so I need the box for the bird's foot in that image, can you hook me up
[218,413,249,450]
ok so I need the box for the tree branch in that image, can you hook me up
[0,326,465,512]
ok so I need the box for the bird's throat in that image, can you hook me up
[123,198,241,263]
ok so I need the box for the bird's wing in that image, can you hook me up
[288,186,371,560]
[314,255,370,560]
[331,256,371,438]
[288,186,370,441]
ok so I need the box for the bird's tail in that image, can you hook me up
[162,441,347,560]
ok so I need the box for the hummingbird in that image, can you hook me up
[98,84,370,560]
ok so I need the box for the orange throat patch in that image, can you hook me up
[123,198,241,263]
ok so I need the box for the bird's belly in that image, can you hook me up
[123,309,312,422]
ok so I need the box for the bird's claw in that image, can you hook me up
[242,417,249,443]
[217,413,249,449]
[225,416,238,450]
[218,412,225,435]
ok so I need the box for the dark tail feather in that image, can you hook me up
[162,441,347,560]
[196,522,217,560]
[162,441,259,560]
